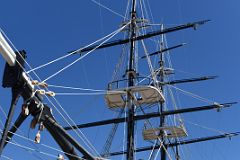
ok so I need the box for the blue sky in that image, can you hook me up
[0,0,240,160]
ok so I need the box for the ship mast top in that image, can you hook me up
[126,0,137,159]
[0,1,239,160]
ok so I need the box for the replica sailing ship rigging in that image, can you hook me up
[0,0,239,160]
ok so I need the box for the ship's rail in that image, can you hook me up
[107,76,153,90]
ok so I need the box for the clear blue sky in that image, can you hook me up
[0,0,240,160]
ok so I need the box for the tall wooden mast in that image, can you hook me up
[159,24,167,160]
[126,0,137,159]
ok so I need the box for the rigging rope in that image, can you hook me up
[1,123,83,159]
[48,85,126,96]
[111,45,127,82]
[153,142,163,160]
[167,84,219,105]
[139,107,173,160]
[183,119,228,135]
[27,52,74,74]
[101,109,124,157]
[124,0,131,20]
[141,40,157,83]
[0,117,13,160]
[137,3,175,158]
[1,19,137,159]
[0,155,13,160]
[147,140,158,160]
[27,22,128,74]
[121,107,127,160]
[55,92,106,96]
[3,22,127,157]
[120,5,131,160]
[46,96,101,157]
[6,140,84,160]
[0,105,45,160]
[0,104,88,159]
[42,22,131,82]
[162,31,190,160]
[111,0,131,82]
[97,0,111,82]
[0,128,85,160]
[48,84,105,92]
[91,0,125,19]
[0,28,102,158]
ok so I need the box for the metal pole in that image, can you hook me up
[159,24,167,160]
[0,89,20,156]
[126,0,137,159]
[44,115,95,160]
[176,144,180,160]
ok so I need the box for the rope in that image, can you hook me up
[110,0,131,82]
[91,0,125,19]
[133,4,185,157]
[0,28,102,158]
[55,92,106,96]
[27,52,74,74]
[6,140,84,160]
[153,142,163,160]
[0,104,83,160]
[121,107,127,160]
[54,95,111,157]
[42,22,131,82]
[0,104,46,160]
[166,86,183,125]
[0,115,13,160]
[0,155,13,160]
[27,21,128,74]
[141,40,157,83]
[167,85,219,105]
[140,107,173,160]
[162,29,190,160]
[48,84,105,92]
[136,4,176,157]
[0,128,85,160]
[97,0,111,82]
[27,25,132,157]
[48,84,127,96]
[147,140,158,160]
[32,63,102,155]
[0,7,137,160]
[183,119,228,135]
[1,102,92,159]
[44,96,100,157]
[2,125,77,159]
[0,28,44,86]
[124,0,131,20]
[164,86,190,159]
[55,91,126,96]
[111,45,127,82]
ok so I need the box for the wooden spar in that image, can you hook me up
[69,20,210,54]
[141,43,187,59]
[63,102,236,130]
[0,32,16,66]
[107,132,240,156]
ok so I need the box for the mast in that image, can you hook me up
[159,24,166,160]
[126,0,137,159]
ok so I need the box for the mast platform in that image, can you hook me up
[143,125,187,140]
[105,85,165,108]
